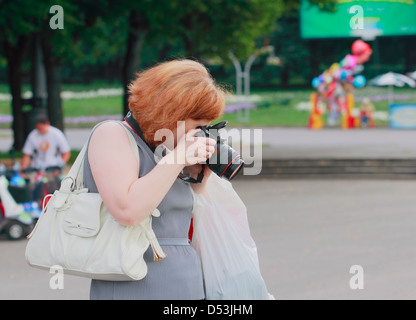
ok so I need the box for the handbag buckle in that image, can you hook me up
[61,176,76,192]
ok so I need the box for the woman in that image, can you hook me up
[84,59,225,299]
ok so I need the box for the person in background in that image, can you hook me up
[359,97,375,128]
[21,113,70,171]
[21,113,71,194]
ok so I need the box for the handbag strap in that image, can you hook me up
[59,121,140,193]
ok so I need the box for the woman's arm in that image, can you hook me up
[88,122,214,226]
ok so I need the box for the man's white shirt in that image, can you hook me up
[22,126,70,170]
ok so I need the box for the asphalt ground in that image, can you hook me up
[0,178,415,300]
[0,126,414,299]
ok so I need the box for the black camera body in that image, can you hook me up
[195,121,244,180]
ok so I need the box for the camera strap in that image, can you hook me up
[124,111,155,152]
[178,165,205,184]
[124,111,204,184]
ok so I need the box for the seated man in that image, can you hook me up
[21,113,70,194]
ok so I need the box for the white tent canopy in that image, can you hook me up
[407,70,416,81]
[370,72,416,104]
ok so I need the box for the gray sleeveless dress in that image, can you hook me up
[84,122,205,300]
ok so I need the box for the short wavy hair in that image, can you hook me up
[128,59,226,147]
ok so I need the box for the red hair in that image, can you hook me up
[128,59,226,146]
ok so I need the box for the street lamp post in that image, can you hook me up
[229,46,278,122]
[228,51,256,122]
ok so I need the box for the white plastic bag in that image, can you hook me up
[191,174,273,300]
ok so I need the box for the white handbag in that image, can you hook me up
[25,121,166,281]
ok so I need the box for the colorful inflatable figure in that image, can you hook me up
[309,40,373,129]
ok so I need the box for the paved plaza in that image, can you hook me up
[0,126,414,299]
[1,178,415,300]
[0,126,415,159]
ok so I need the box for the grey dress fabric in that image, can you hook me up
[84,121,205,300]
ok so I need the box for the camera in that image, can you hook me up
[195,121,244,180]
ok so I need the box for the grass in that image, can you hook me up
[0,149,80,165]
[62,96,123,117]
[219,89,310,127]
[219,87,416,127]
[1,82,415,128]
[0,82,414,162]
[219,103,310,127]
[0,81,123,115]
[0,96,123,116]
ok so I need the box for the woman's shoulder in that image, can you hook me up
[95,120,125,130]
[87,120,139,175]
[89,121,132,150]
[91,121,127,137]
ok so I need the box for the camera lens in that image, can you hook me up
[207,143,244,181]
[220,156,244,180]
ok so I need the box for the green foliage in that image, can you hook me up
[0,0,46,44]
[0,0,340,75]
[176,0,285,60]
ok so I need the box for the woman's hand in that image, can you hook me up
[170,126,216,194]
[173,128,216,167]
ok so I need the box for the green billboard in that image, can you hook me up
[301,0,416,39]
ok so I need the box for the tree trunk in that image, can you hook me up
[41,38,64,131]
[3,35,31,151]
[122,10,149,115]
[308,40,320,83]
[404,35,416,73]
[280,65,290,89]
[46,62,64,131]
[181,13,197,58]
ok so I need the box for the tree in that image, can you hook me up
[114,0,286,114]
[40,2,72,131]
[121,8,149,115]
[1,0,115,149]
[178,0,284,59]
[39,0,109,131]
[0,0,48,150]
[1,0,339,151]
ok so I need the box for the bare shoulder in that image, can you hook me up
[89,121,129,143]
[92,121,126,136]
[88,121,132,157]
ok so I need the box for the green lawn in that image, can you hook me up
[0,83,124,127]
[219,103,310,127]
[0,82,413,163]
[62,96,123,117]
[219,87,416,127]
[1,82,415,128]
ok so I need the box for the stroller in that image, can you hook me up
[0,176,41,240]
[0,166,62,240]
